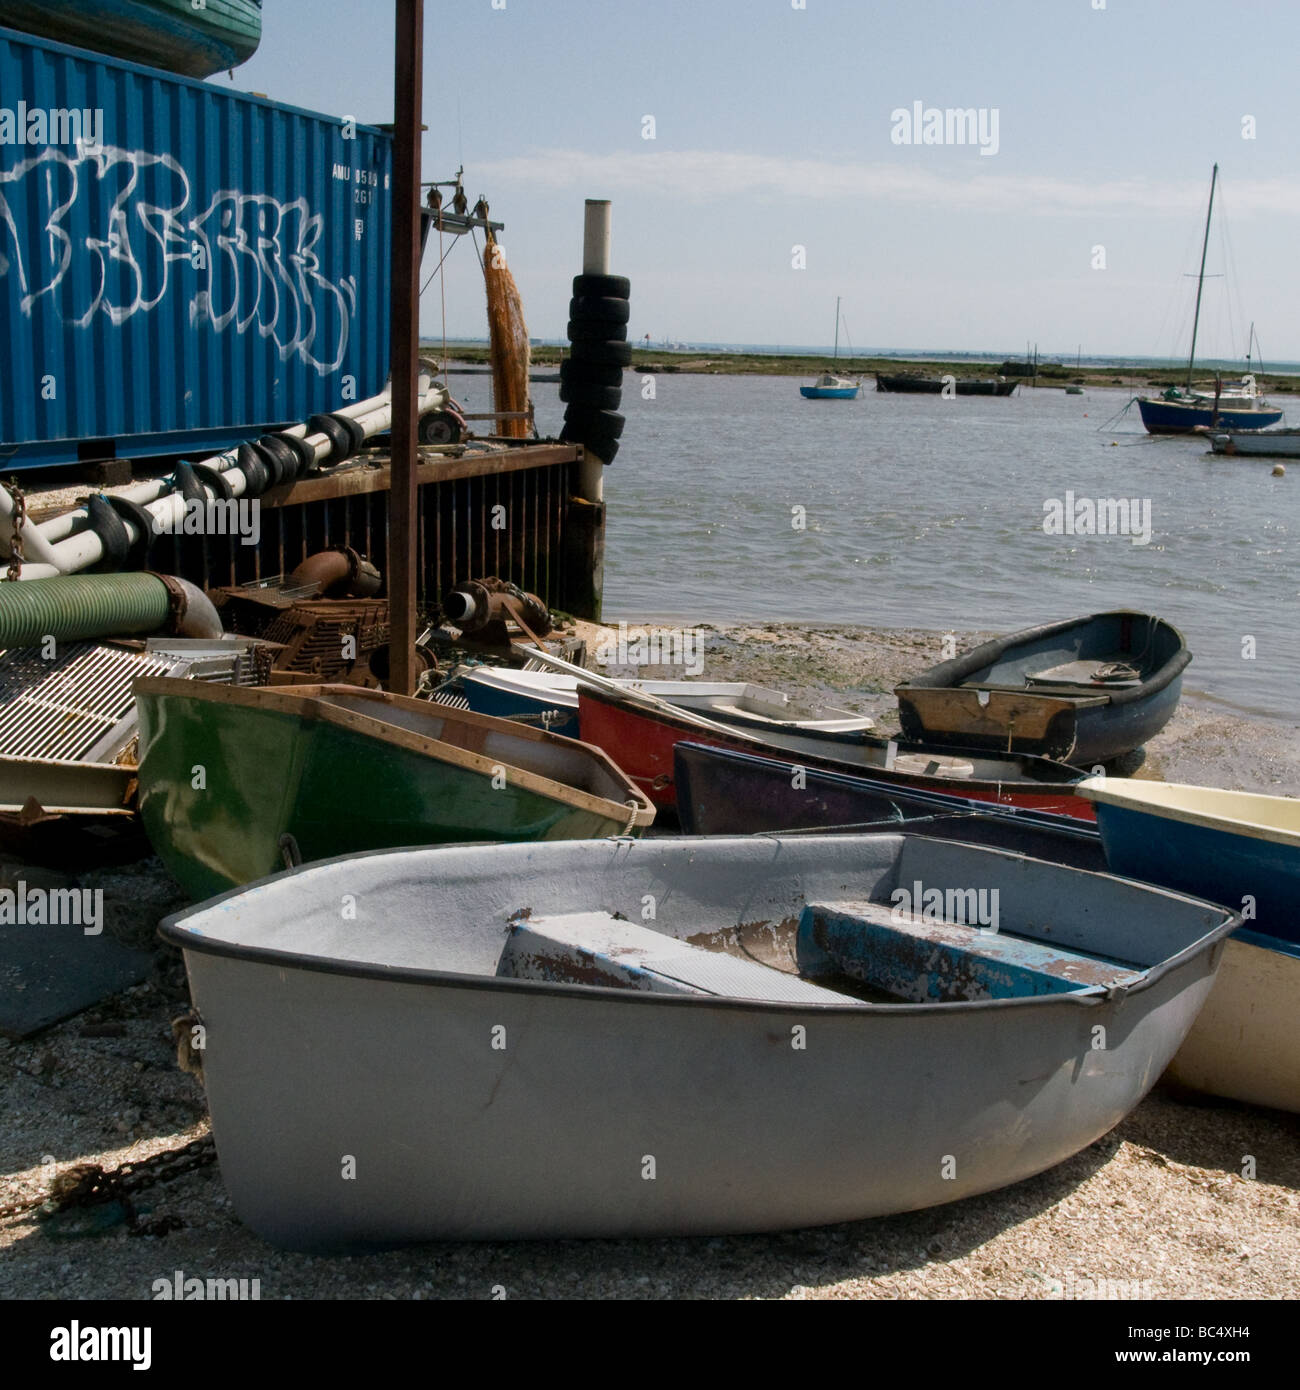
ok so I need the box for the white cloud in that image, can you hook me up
[476,148,1300,219]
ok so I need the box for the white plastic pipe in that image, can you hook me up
[4,377,448,579]
[577,198,612,502]
[34,379,442,547]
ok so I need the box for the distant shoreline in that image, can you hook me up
[430,344,1300,394]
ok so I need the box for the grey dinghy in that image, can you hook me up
[161,835,1236,1248]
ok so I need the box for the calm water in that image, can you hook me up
[533,375,1298,722]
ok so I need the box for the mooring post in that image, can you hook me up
[389,0,424,695]
[562,197,611,622]
[578,199,611,503]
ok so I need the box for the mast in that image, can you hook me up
[1186,163,1218,389]
[833,296,840,361]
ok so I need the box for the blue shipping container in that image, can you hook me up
[0,25,392,467]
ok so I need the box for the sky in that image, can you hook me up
[228,0,1300,361]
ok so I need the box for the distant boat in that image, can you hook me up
[1065,385,1084,395]
[0,0,263,78]
[800,297,861,399]
[1137,166,1283,435]
[875,373,1017,397]
[800,374,861,400]
[1209,427,1300,458]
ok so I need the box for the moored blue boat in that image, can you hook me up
[1136,391,1282,435]
[799,298,861,398]
[800,375,861,400]
[1136,167,1282,435]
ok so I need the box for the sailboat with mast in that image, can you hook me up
[800,298,862,399]
[1136,165,1282,435]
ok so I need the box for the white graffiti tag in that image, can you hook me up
[0,140,358,374]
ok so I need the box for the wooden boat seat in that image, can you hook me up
[891,752,975,778]
[498,910,858,1004]
[957,680,1112,701]
[1027,657,1143,689]
[801,899,1142,1002]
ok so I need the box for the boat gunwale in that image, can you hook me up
[158,836,1241,1015]
[579,682,1086,788]
[133,677,655,828]
[460,667,870,725]
[895,610,1190,710]
[1078,775,1300,852]
[672,740,1103,843]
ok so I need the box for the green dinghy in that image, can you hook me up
[0,0,262,79]
[134,679,655,900]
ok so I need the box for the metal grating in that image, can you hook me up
[0,642,174,762]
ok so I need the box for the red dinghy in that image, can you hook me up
[577,685,1094,820]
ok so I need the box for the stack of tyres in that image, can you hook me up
[561,274,630,463]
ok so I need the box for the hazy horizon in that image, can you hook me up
[228,1,1300,360]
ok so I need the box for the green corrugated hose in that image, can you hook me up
[0,573,174,648]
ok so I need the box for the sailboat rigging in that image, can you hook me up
[1136,164,1282,435]
[800,297,862,399]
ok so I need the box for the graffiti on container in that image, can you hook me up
[0,140,361,374]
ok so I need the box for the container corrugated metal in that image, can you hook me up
[0,25,392,467]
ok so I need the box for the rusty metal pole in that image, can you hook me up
[389,0,423,695]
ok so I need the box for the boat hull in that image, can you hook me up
[1136,397,1283,435]
[800,385,860,399]
[163,835,1234,1247]
[1210,430,1300,458]
[1163,931,1300,1113]
[456,670,872,742]
[895,611,1189,765]
[674,742,1106,871]
[135,681,652,899]
[577,687,1093,818]
[1087,797,1299,948]
[456,676,581,738]
[0,0,262,77]
[875,374,1017,396]
[1081,777,1300,1111]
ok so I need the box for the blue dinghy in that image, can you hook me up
[895,611,1189,766]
